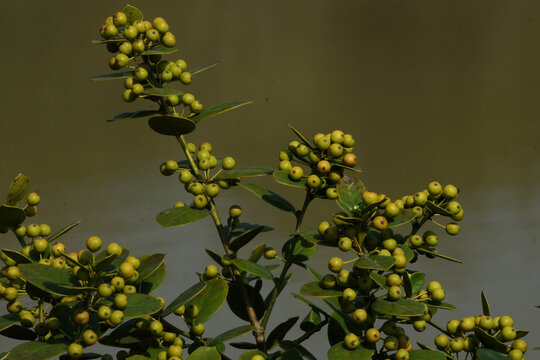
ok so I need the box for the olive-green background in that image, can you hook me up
[1,0,539,357]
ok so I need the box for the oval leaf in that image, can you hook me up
[476,348,511,360]
[354,255,395,271]
[227,282,265,321]
[19,263,82,296]
[215,167,273,180]
[300,282,342,298]
[186,277,228,323]
[107,110,161,122]
[190,100,252,124]
[208,325,252,346]
[387,208,417,228]
[123,293,163,319]
[0,313,18,331]
[162,282,207,317]
[186,346,221,360]
[266,317,299,350]
[122,4,143,24]
[230,226,264,252]
[408,350,447,360]
[90,71,134,81]
[248,243,266,263]
[0,205,25,228]
[148,116,195,136]
[282,237,315,263]
[156,206,210,228]
[327,342,375,360]
[272,170,307,189]
[7,173,29,206]
[137,254,166,282]
[410,272,426,295]
[232,259,273,280]
[6,342,67,360]
[139,262,166,294]
[474,327,508,353]
[372,299,426,317]
[1,249,31,264]
[240,183,295,213]
[336,176,366,213]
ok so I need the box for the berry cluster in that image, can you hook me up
[279,129,357,199]
[160,142,237,209]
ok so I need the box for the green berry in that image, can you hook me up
[328,257,343,273]
[328,143,343,157]
[27,192,40,205]
[68,343,83,359]
[191,100,203,113]
[445,223,460,235]
[124,26,138,40]
[193,195,208,209]
[180,72,192,84]
[443,184,458,199]
[435,334,449,350]
[205,183,220,198]
[149,320,163,336]
[167,94,180,106]
[289,166,303,181]
[222,156,236,170]
[191,322,205,336]
[135,67,149,81]
[204,264,219,279]
[176,59,188,71]
[427,181,443,196]
[321,274,336,289]
[132,39,145,53]
[39,223,51,236]
[33,238,48,253]
[326,187,338,199]
[229,205,242,218]
[82,329,98,345]
[338,237,352,251]
[365,328,381,343]
[387,285,402,300]
[342,288,356,301]
[146,29,160,41]
[162,32,176,47]
[344,333,360,349]
[306,174,321,189]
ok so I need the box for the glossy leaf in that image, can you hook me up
[0,313,18,331]
[163,282,207,316]
[137,254,166,282]
[185,347,221,360]
[0,325,36,341]
[93,250,128,273]
[122,293,163,319]
[139,262,166,294]
[354,255,395,271]
[410,272,426,295]
[141,46,178,55]
[300,309,322,332]
[481,291,491,317]
[475,348,511,360]
[186,277,228,323]
[156,206,210,228]
[369,272,389,290]
[230,226,264,252]
[266,317,299,349]
[227,282,264,321]
[416,248,463,263]
[122,4,143,24]
[272,170,307,188]
[190,100,252,124]
[279,341,317,360]
[46,220,81,242]
[240,183,296,213]
[327,342,374,360]
[215,167,273,180]
[288,124,313,148]
[282,237,315,263]
[143,88,183,97]
[425,201,454,216]
[300,282,342,298]
[336,176,366,213]
[90,71,134,81]
[291,293,327,315]
[99,319,151,348]
[1,249,31,264]
[7,173,29,205]
[0,205,25,228]
[474,327,508,353]
[408,350,446,360]
[188,61,222,75]
[19,263,82,296]
[427,301,457,311]
[6,342,67,360]
[387,208,417,228]
[107,110,160,122]
[208,325,252,346]
[248,243,266,263]
[232,259,273,280]
[238,351,265,360]
[148,115,195,136]
[372,298,426,317]
[331,162,362,174]
[396,244,415,262]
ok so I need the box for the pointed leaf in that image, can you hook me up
[416,248,463,263]
[425,201,454,216]
[288,124,313,149]
[476,348,511,360]
[122,4,143,24]
[6,342,67,360]
[408,350,446,360]
[0,324,36,340]
[300,282,342,298]
[141,46,178,55]
[238,351,265,360]
[99,318,154,348]
[369,272,389,290]
[205,249,224,265]
[239,183,295,213]
[354,255,395,271]
[156,206,210,228]
[188,61,222,75]
[46,220,81,242]
[107,110,160,122]
[336,176,366,213]
[215,167,273,180]
[266,317,299,349]
[190,100,252,124]
[7,173,29,206]
[410,272,426,295]
[327,342,375,360]
[208,325,252,346]
[474,327,508,353]
[228,223,273,237]
[137,254,166,282]
[163,282,207,316]
[331,162,362,174]
[387,208,417,228]
[90,71,134,81]
[396,244,415,262]
[1,249,31,264]
[282,237,315,263]
[230,226,264,252]
[186,346,221,360]
[248,243,266,263]
[481,291,491,317]
[186,277,228,323]
[232,259,273,280]
[280,341,317,360]
[427,301,457,311]
[19,263,82,296]
[143,88,183,97]
[272,170,307,189]
[0,313,18,331]
[122,293,163,319]
[372,298,426,317]
[300,309,322,332]
[148,115,195,136]
[0,205,25,228]
[139,262,166,294]
[227,281,265,321]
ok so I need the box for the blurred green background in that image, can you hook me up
[1,0,539,357]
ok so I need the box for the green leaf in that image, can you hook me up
[410,272,426,295]
[139,262,166,294]
[188,61,222,75]
[92,250,128,273]
[336,176,366,214]
[238,351,265,360]
[215,167,273,180]
[396,244,415,262]
[475,348,511,360]
[387,208,417,228]
[141,46,178,55]
[186,346,221,360]
[248,243,266,263]
[122,293,163,319]
[481,290,491,317]
[1,249,31,264]
[416,248,463,263]
[230,226,264,252]
[372,298,426,317]
[266,317,299,349]
[162,282,207,317]
[300,309,322,332]
[327,342,375,360]
[282,237,315,263]
[90,71,134,81]
[46,220,81,242]
[137,254,166,282]
[122,4,143,24]
[331,162,362,174]
[354,255,395,271]
[107,110,160,122]
[408,350,447,360]
[369,272,389,290]
[186,277,228,323]
[148,115,195,136]
[300,282,342,298]
[227,281,265,321]
[19,263,82,296]
[208,325,252,346]
[239,183,295,213]
[99,319,153,348]
[272,170,307,189]
[0,313,18,331]
[474,327,509,353]
[7,173,29,206]
[190,100,252,124]
[6,342,67,360]
[288,124,313,149]
[143,88,183,97]
[0,205,25,228]
[156,206,210,228]
[279,341,317,360]
[425,201,454,216]
[0,324,36,341]
[427,301,457,311]
[232,259,273,280]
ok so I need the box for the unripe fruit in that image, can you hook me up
[344,333,360,350]
[78,249,93,265]
[365,328,381,343]
[330,130,345,144]
[338,237,352,251]
[431,288,446,302]
[135,67,149,81]
[512,339,527,353]
[413,319,426,332]
[362,191,378,205]
[68,343,83,359]
[337,269,350,285]
[263,248,277,259]
[191,322,205,336]
[193,194,208,209]
[111,276,125,292]
[123,89,136,102]
[289,166,303,181]
[33,238,48,253]
[501,326,517,341]
[427,281,442,293]
[27,192,40,205]
[427,181,443,196]
[450,338,464,352]
[251,356,265,360]
[74,311,89,325]
[27,223,41,237]
[162,32,176,47]
[342,288,356,302]
[323,226,340,242]
[395,349,409,360]
[499,315,514,328]
[98,305,111,320]
[343,134,355,147]
[321,274,336,289]
[447,201,462,215]
[328,143,343,158]
[435,334,449,350]
[316,137,331,150]
[107,243,123,256]
[478,316,493,331]
[446,319,460,334]
[386,274,402,287]
[326,188,338,199]
[409,234,423,247]
[204,264,219,279]
[445,223,460,235]
[109,310,124,326]
[443,184,458,199]
[328,257,343,273]
[387,285,402,300]
[180,72,192,84]
[222,156,236,170]
[185,304,200,319]
[82,329,98,345]
[372,216,388,230]
[343,153,357,167]
[114,293,128,309]
[316,160,331,173]
[508,349,523,360]
[306,174,321,189]
[205,184,220,198]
